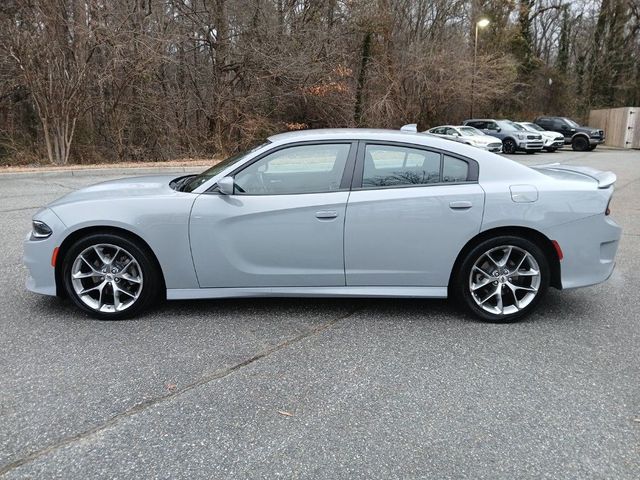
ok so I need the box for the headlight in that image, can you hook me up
[31,220,52,239]
[516,133,525,140]
[591,130,600,136]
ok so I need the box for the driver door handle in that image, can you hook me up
[315,210,338,219]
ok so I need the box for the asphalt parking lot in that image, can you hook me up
[1,148,639,479]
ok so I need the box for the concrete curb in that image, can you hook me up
[0,165,208,178]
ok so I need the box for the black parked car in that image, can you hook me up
[533,116,605,151]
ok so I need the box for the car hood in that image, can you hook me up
[48,175,180,208]
[540,131,564,139]
[469,136,500,145]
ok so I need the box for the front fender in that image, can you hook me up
[50,195,199,290]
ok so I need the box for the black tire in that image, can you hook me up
[452,236,550,323]
[61,233,162,320]
[572,136,589,151]
[502,138,517,154]
[588,145,597,151]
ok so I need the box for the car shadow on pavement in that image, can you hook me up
[29,290,595,327]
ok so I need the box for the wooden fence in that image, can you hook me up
[589,107,640,149]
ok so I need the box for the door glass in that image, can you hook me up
[362,145,441,187]
[234,143,350,195]
[442,156,469,183]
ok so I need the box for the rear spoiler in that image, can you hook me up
[533,163,616,189]
[400,123,418,133]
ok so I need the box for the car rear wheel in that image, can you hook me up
[454,236,549,323]
[572,136,589,151]
[502,138,517,154]
[62,233,161,320]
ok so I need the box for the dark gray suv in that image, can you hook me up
[463,119,544,154]
[534,116,605,151]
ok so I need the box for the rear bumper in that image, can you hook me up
[546,214,621,289]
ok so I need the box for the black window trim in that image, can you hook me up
[351,140,479,191]
[206,140,359,196]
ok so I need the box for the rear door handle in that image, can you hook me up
[315,210,338,219]
[449,201,472,210]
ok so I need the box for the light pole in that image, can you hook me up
[471,18,490,118]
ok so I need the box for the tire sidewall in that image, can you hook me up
[454,236,550,323]
[503,139,516,154]
[572,136,589,151]
[62,233,160,320]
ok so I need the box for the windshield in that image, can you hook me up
[523,122,543,132]
[563,117,580,128]
[459,126,485,137]
[181,141,270,192]
[496,120,521,131]
[508,121,526,131]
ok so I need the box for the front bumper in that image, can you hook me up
[546,214,621,289]
[23,208,66,296]
[544,138,565,149]
[517,140,544,150]
[590,136,605,145]
[481,143,503,153]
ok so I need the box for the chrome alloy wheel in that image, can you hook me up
[70,243,144,313]
[469,245,541,316]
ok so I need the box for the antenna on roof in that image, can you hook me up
[400,124,418,133]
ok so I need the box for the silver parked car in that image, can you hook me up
[24,129,621,322]
[516,122,565,152]
[426,125,503,152]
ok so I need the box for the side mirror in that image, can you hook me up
[216,176,235,195]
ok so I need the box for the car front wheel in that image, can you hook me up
[454,236,550,322]
[502,138,517,154]
[62,233,161,320]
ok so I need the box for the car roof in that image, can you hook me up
[267,128,430,143]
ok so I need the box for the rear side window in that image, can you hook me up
[360,145,472,188]
[443,156,469,183]
[363,145,440,187]
[467,121,485,129]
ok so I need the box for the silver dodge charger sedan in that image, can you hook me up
[24,129,621,322]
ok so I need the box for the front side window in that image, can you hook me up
[233,143,350,195]
[362,145,441,187]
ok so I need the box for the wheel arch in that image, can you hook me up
[571,132,590,141]
[54,226,167,298]
[448,226,562,295]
